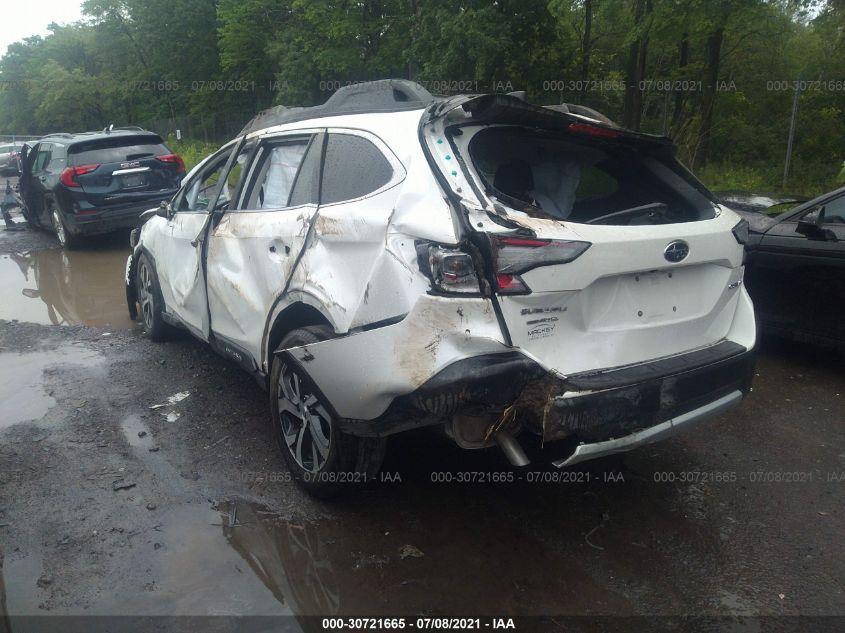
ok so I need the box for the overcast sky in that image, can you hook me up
[0,1,84,57]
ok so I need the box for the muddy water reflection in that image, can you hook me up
[216,499,632,617]
[0,248,134,329]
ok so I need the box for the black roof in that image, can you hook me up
[37,126,161,146]
[236,79,646,145]
[238,79,436,136]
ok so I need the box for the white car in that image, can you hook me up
[126,80,756,496]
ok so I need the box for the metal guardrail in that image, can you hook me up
[0,135,40,144]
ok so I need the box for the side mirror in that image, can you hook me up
[156,200,172,219]
[797,206,837,241]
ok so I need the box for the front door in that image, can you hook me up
[21,143,51,226]
[205,131,322,368]
[154,144,237,339]
[749,194,845,345]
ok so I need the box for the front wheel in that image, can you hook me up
[135,254,173,341]
[270,326,385,498]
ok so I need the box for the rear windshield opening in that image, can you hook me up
[69,135,169,166]
[468,127,716,225]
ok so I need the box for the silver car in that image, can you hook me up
[0,143,22,175]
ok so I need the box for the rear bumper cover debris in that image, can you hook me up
[551,389,743,468]
[531,340,755,444]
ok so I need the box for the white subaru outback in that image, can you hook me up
[127,80,756,496]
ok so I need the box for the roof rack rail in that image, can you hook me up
[239,79,435,136]
[40,132,75,139]
[113,126,147,132]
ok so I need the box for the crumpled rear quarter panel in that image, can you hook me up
[285,295,507,420]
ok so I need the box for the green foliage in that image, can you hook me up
[167,138,219,172]
[0,0,843,197]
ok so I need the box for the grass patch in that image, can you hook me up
[166,138,219,172]
[697,161,843,198]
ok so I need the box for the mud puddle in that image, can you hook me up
[120,414,155,450]
[0,248,135,329]
[0,343,102,428]
[0,495,635,618]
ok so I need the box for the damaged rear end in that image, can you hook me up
[286,92,756,468]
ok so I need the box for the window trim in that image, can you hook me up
[216,139,259,214]
[235,129,322,213]
[173,145,236,214]
[317,127,406,208]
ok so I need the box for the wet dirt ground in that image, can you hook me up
[0,219,843,631]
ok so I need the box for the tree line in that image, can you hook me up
[1,0,844,193]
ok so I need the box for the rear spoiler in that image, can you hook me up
[425,93,674,154]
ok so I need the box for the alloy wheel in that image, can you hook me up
[137,261,155,329]
[277,364,332,473]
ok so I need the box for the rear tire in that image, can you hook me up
[135,254,172,342]
[51,206,80,250]
[270,325,385,498]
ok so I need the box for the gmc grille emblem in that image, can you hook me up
[664,240,690,263]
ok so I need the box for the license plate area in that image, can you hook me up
[121,173,146,188]
[584,269,687,330]
[625,270,679,320]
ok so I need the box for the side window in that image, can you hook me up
[822,196,845,224]
[243,139,309,210]
[178,153,231,212]
[289,135,323,206]
[34,145,52,172]
[47,145,67,172]
[320,134,393,204]
[218,143,254,211]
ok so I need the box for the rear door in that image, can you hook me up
[26,143,53,224]
[748,195,845,345]
[68,134,182,207]
[206,130,322,367]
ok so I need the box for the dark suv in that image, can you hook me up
[19,127,184,248]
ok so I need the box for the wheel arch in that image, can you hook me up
[263,300,335,374]
[125,243,150,320]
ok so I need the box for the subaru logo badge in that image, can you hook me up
[664,240,689,263]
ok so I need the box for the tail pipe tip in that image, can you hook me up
[494,429,531,467]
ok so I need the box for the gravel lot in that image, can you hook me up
[0,220,843,631]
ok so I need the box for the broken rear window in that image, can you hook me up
[468,127,715,225]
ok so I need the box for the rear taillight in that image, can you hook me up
[60,164,100,188]
[490,235,591,294]
[423,244,482,294]
[157,154,186,174]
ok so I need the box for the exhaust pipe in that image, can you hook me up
[495,429,530,467]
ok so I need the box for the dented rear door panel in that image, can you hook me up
[206,132,321,363]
